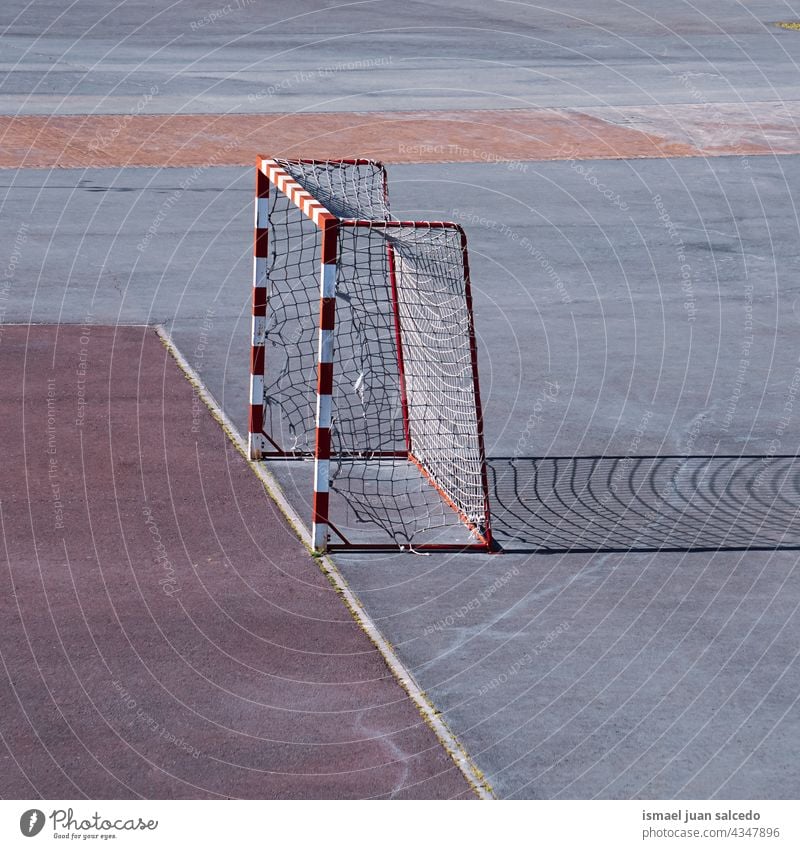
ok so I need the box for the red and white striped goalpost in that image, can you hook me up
[312,217,339,551]
[248,166,269,461]
[248,156,493,554]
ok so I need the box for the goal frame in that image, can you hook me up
[248,156,493,553]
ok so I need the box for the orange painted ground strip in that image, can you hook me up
[2,103,799,169]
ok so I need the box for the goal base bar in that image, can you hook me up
[323,519,494,553]
[326,543,496,553]
[255,448,410,460]
[255,451,495,552]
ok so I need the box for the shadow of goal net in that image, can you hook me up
[489,455,800,552]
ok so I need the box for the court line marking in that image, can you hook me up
[154,323,495,800]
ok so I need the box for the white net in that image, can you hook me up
[261,159,489,545]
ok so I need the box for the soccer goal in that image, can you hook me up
[248,157,492,553]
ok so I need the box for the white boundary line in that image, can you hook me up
[154,324,495,800]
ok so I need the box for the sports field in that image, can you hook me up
[2,0,800,801]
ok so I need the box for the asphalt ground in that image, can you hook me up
[4,154,800,798]
[3,0,800,800]
[4,1,800,115]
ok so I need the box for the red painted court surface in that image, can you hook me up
[0,324,473,799]
[4,101,800,171]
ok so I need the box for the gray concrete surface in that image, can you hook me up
[3,155,800,796]
[4,1,800,115]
